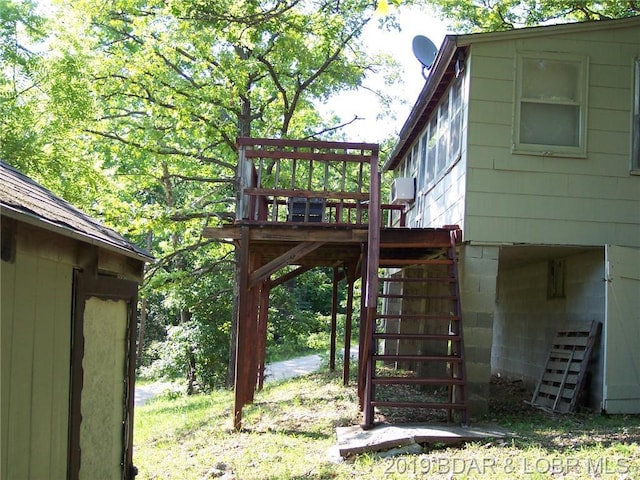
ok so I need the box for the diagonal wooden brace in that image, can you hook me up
[248,241,324,288]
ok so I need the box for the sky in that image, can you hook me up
[320,5,451,143]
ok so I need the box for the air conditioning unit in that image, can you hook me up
[391,177,415,204]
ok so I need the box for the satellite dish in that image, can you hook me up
[412,35,438,77]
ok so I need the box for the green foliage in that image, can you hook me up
[0,0,106,207]
[429,0,640,33]
[142,320,229,391]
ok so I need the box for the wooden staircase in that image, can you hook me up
[362,227,469,428]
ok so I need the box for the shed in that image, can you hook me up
[1,161,152,479]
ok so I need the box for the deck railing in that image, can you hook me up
[236,137,404,226]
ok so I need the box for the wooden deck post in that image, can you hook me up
[234,227,250,430]
[257,279,270,391]
[357,249,368,408]
[343,277,355,386]
[330,267,339,371]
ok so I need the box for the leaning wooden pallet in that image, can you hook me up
[530,321,601,413]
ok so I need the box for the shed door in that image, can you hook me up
[603,246,640,413]
[68,272,138,480]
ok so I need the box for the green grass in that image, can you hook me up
[134,370,640,479]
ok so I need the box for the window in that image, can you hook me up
[633,58,640,173]
[514,53,588,157]
[414,76,464,193]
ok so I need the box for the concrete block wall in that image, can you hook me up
[492,248,604,409]
[458,244,499,417]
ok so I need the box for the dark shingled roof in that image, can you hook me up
[0,161,152,262]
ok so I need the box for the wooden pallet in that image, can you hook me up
[530,321,601,413]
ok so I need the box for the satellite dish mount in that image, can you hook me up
[412,35,438,80]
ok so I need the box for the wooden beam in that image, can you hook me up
[270,265,313,288]
[244,187,370,201]
[248,241,324,288]
[237,136,378,153]
[203,225,368,243]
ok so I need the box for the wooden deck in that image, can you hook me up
[204,137,464,430]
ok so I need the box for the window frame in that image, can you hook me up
[513,52,589,158]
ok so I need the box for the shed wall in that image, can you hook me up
[1,219,144,479]
[1,228,73,479]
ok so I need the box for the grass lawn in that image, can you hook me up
[133,370,640,479]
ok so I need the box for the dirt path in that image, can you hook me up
[135,353,326,406]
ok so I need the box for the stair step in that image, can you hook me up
[372,377,465,385]
[379,294,457,301]
[375,314,460,321]
[379,242,451,248]
[378,276,455,283]
[379,259,453,266]
[371,401,468,410]
[373,354,463,362]
[373,333,461,341]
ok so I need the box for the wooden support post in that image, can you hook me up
[246,252,262,404]
[234,227,250,431]
[357,249,368,408]
[362,306,376,428]
[343,278,354,386]
[330,267,339,371]
[257,279,270,391]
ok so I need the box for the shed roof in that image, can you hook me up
[384,15,640,171]
[0,161,153,262]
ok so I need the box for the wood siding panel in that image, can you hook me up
[604,246,640,413]
[0,258,16,480]
[467,215,639,246]
[469,54,513,80]
[51,263,72,479]
[467,190,635,224]
[467,99,512,126]
[29,259,57,480]
[467,123,512,149]
[2,236,72,479]
[6,252,38,478]
[467,77,513,103]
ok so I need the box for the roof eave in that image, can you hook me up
[1,204,154,264]
[384,36,460,172]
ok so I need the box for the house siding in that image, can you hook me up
[464,25,640,247]
[407,157,467,229]
[388,17,640,418]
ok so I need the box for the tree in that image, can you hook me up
[49,0,402,390]
[427,0,640,32]
[0,0,107,207]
